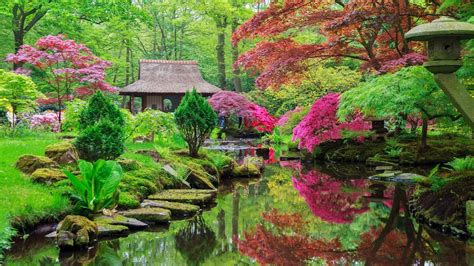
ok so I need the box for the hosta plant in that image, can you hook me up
[64,160,123,213]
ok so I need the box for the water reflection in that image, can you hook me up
[4,163,470,265]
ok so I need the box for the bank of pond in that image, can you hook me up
[2,136,474,265]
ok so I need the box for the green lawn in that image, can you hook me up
[0,133,69,258]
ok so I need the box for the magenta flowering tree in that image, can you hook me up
[292,169,369,224]
[6,35,116,129]
[292,93,370,152]
[208,91,276,133]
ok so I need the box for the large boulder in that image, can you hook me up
[16,154,58,174]
[231,156,264,178]
[188,169,216,190]
[45,142,79,165]
[56,215,98,250]
[31,168,67,185]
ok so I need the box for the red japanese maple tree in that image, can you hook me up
[232,0,436,89]
[6,35,116,128]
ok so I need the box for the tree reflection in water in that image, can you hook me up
[175,215,217,265]
[238,168,468,265]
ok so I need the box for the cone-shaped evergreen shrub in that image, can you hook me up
[75,91,125,161]
[175,89,217,157]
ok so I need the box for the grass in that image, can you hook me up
[0,133,70,259]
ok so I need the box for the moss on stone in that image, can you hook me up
[56,215,98,248]
[118,192,140,209]
[45,141,79,165]
[141,200,200,217]
[117,158,142,172]
[31,168,67,185]
[120,175,159,197]
[119,207,171,223]
[16,154,58,174]
[148,190,214,206]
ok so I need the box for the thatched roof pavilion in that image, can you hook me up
[120,60,221,113]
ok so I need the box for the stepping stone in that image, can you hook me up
[93,215,148,229]
[164,189,218,197]
[375,165,395,172]
[119,208,171,224]
[141,200,200,218]
[148,190,214,206]
[97,224,130,238]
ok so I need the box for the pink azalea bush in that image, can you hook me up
[30,112,61,132]
[292,93,370,152]
[208,91,276,132]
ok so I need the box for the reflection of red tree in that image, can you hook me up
[292,170,369,223]
[237,210,344,265]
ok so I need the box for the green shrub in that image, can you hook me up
[75,120,124,161]
[75,91,125,161]
[78,91,124,130]
[446,156,474,171]
[426,164,448,192]
[64,160,123,213]
[174,89,217,157]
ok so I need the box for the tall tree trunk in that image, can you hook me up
[216,16,227,89]
[231,19,242,92]
[125,40,131,86]
[419,117,429,152]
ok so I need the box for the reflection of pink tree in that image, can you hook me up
[292,170,369,223]
[237,210,344,265]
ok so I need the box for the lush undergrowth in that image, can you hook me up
[0,133,70,259]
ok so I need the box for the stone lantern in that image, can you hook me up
[405,16,474,129]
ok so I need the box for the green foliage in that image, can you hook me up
[127,109,177,140]
[75,92,125,161]
[246,64,361,116]
[446,156,474,172]
[78,91,124,130]
[62,98,87,132]
[425,165,448,192]
[384,139,403,158]
[75,120,125,161]
[174,89,217,157]
[338,66,461,127]
[64,159,123,213]
[0,70,42,127]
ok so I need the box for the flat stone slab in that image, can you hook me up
[119,208,171,224]
[164,189,218,197]
[141,200,200,217]
[97,224,130,238]
[148,190,214,206]
[369,172,424,184]
[93,215,148,229]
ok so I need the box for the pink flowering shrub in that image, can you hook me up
[6,35,117,128]
[292,93,370,152]
[292,169,369,223]
[208,91,276,132]
[30,112,61,132]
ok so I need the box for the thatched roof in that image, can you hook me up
[120,60,221,95]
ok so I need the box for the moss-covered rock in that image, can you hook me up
[96,223,130,238]
[117,158,142,171]
[231,157,262,178]
[56,215,98,249]
[141,200,200,218]
[94,214,148,230]
[148,190,214,206]
[188,168,216,190]
[16,154,58,174]
[45,141,79,165]
[118,192,140,209]
[120,175,159,197]
[31,168,67,184]
[119,207,171,224]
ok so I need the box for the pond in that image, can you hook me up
[4,146,471,265]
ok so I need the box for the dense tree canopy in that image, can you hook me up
[232,0,440,89]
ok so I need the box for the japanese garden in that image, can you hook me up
[1,0,474,265]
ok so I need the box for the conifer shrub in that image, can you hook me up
[175,89,217,157]
[75,91,125,161]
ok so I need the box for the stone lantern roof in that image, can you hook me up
[406,16,474,41]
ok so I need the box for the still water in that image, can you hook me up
[4,148,471,265]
